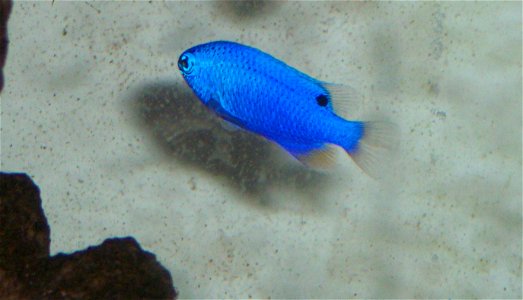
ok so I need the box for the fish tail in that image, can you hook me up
[343,121,399,178]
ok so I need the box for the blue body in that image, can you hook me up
[177,41,363,160]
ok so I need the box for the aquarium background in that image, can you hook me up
[1,2,521,298]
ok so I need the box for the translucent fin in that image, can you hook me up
[347,121,399,179]
[295,145,337,169]
[322,83,362,118]
[219,119,242,132]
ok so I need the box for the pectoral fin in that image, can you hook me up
[220,119,243,132]
[208,97,245,128]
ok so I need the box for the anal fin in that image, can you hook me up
[278,141,338,169]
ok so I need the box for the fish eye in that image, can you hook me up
[178,53,195,74]
[316,94,328,107]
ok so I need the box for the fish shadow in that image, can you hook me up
[129,81,329,204]
[214,1,281,23]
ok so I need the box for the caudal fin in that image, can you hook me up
[346,121,399,179]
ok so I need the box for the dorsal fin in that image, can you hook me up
[322,82,362,118]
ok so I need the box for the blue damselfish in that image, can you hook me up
[178,41,397,177]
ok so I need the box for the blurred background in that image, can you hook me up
[1,1,521,298]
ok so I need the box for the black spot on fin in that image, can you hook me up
[316,94,329,107]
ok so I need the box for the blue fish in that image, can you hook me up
[178,41,397,177]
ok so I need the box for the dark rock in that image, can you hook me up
[35,237,176,300]
[0,173,50,276]
[0,173,177,299]
[0,0,12,92]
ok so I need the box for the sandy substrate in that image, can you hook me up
[1,2,521,298]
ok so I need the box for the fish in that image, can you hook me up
[177,41,398,178]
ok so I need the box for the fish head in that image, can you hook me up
[177,45,217,105]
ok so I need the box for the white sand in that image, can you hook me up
[1,2,521,298]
